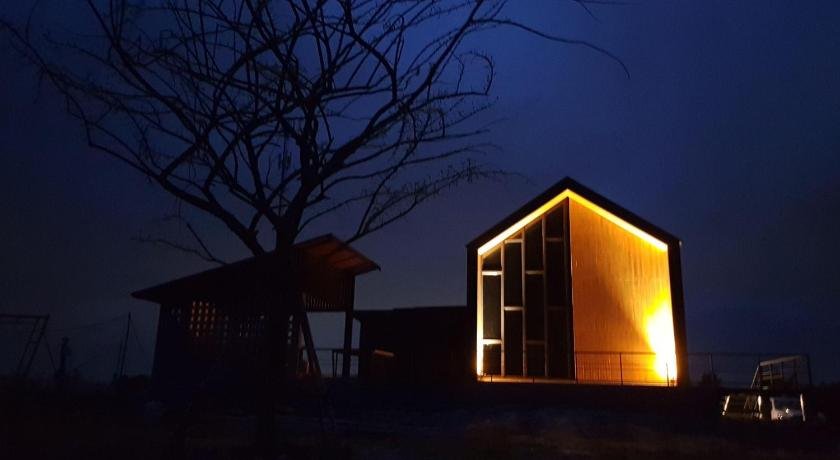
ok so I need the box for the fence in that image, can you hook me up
[574,352,812,388]
[314,348,359,378]
[574,351,676,386]
[0,313,151,383]
[556,352,813,388]
[3,315,810,390]
[395,349,813,389]
[0,315,49,379]
[686,352,812,389]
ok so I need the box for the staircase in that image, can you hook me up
[750,355,808,391]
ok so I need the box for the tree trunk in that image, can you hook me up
[342,306,353,378]
[255,236,299,458]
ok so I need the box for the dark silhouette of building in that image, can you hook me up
[354,306,469,384]
[133,234,378,396]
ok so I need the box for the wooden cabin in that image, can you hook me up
[467,178,689,386]
[353,306,469,384]
[133,234,378,396]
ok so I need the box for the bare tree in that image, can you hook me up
[2,0,624,454]
[2,0,625,261]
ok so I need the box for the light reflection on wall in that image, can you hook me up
[569,198,676,385]
[476,339,484,376]
[646,298,678,382]
[477,190,668,256]
[475,188,679,385]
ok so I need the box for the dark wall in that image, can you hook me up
[357,307,469,384]
[151,301,269,402]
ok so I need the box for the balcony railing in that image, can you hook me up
[574,351,675,386]
[314,348,358,378]
[476,351,675,386]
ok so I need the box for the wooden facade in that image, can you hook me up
[133,234,378,396]
[467,178,688,386]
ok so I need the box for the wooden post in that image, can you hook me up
[288,312,302,378]
[300,312,321,377]
[116,313,131,379]
[342,281,355,378]
[619,353,623,386]
[668,244,690,386]
[342,306,353,378]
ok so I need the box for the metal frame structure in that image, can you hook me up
[0,313,49,378]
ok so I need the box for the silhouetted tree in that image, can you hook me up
[2,0,624,455]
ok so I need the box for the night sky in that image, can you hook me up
[1,1,839,382]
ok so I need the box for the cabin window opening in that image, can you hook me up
[478,200,572,379]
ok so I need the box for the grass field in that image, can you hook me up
[2,381,839,459]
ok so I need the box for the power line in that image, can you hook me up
[43,336,57,373]
[130,319,148,360]
[72,346,117,371]
[115,313,131,378]
[50,314,128,333]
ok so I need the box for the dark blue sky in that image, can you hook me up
[1,1,839,382]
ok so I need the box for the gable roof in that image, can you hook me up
[132,234,379,303]
[467,177,680,252]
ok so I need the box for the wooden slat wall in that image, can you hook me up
[569,199,675,384]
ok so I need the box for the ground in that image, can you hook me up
[2,381,839,459]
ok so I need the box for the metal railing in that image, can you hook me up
[314,348,358,378]
[475,351,676,386]
[312,348,812,389]
[686,352,812,389]
[481,352,812,388]
[574,351,675,386]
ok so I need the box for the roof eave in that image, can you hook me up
[466,176,681,250]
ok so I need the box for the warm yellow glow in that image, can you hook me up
[476,341,484,376]
[477,190,668,256]
[475,249,484,376]
[476,187,676,385]
[645,298,677,382]
[570,191,669,253]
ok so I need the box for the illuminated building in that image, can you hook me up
[135,179,689,392]
[467,178,688,386]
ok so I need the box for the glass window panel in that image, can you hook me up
[483,344,501,375]
[545,206,565,238]
[524,223,543,270]
[545,241,566,306]
[482,248,501,271]
[503,242,522,306]
[527,344,545,377]
[482,276,501,339]
[504,311,523,376]
[547,308,573,378]
[525,274,544,340]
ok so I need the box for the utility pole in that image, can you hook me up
[1,314,49,378]
[115,313,131,379]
